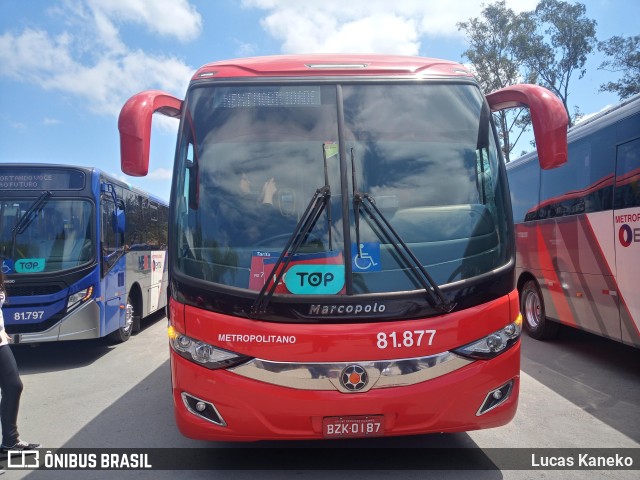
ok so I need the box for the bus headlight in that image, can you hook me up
[67,286,94,312]
[168,327,252,370]
[453,315,522,360]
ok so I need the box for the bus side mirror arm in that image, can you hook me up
[486,84,568,170]
[119,90,183,177]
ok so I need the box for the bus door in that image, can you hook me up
[101,184,126,335]
[614,137,640,346]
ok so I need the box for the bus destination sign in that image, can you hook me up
[0,168,85,190]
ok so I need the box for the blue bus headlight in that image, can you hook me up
[67,286,94,312]
[453,315,522,360]
[168,327,252,370]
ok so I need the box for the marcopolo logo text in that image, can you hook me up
[308,303,386,316]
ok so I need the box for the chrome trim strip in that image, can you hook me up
[229,352,474,393]
[306,63,369,69]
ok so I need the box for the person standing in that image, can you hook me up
[0,272,39,452]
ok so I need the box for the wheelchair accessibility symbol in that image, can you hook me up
[2,259,14,274]
[352,243,381,272]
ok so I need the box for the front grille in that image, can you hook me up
[5,284,64,297]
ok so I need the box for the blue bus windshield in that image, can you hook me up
[0,197,94,274]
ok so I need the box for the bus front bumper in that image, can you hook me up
[11,300,101,344]
[170,341,520,441]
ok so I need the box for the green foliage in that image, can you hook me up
[598,35,640,100]
[457,1,531,162]
[458,1,521,93]
[459,0,624,157]
[511,0,597,126]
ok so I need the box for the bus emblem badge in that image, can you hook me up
[340,365,368,392]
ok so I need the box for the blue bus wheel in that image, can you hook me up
[108,304,134,344]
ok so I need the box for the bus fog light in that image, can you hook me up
[181,393,227,426]
[477,381,513,416]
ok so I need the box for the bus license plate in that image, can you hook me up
[322,415,384,438]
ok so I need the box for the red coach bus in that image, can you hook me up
[507,94,640,347]
[119,55,567,441]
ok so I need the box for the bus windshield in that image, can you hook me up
[174,82,510,298]
[0,197,94,274]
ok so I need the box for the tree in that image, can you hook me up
[598,35,640,100]
[513,0,597,126]
[457,1,530,162]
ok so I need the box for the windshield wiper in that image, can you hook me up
[350,149,455,313]
[251,145,336,317]
[250,184,331,317]
[322,144,333,250]
[11,191,52,258]
[13,191,52,235]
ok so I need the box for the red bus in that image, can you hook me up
[118,55,567,441]
[507,94,640,347]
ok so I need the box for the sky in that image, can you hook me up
[0,0,637,201]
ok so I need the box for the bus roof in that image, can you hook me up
[568,92,640,137]
[507,93,640,170]
[191,54,475,80]
[0,162,167,206]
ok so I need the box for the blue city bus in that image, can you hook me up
[0,164,168,343]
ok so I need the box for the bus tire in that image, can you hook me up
[128,294,142,333]
[108,323,132,343]
[520,279,559,340]
[108,303,134,343]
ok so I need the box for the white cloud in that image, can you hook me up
[0,1,196,117]
[575,103,614,126]
[242,0,538,54]
[115,171,172,201]
[260,10,420,54]
[155,114,181,134]
[114,173,134,185]
[319,15,419,55]
[234,39,259,57]
[147,167,173,180]
[43,117,62,125]
[86,0,202,42]
[0,29,75,80]
[10,122,27,130]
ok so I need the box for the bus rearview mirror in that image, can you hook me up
[486,84,568,170]
[119,90,182,177]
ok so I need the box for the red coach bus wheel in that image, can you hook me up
[520,280,559,340]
